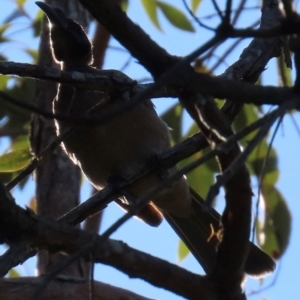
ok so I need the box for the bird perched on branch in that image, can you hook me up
[36,1,275,278]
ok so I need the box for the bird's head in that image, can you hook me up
[36,1,93,65]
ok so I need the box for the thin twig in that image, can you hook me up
[211,0,224,20]
[206,102,291,206]
[232,0,247,26]
[290,114,300,137]
[210,20,260,72]
[252,114,284,242]
[182,0,215,31]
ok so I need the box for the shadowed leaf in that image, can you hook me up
[161,103,183,143]
[257,186,291,260]
[277,54,293,87]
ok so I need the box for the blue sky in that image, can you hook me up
[1,1,299,299]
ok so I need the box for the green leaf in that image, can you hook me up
[184,122,219,173]
[8,268,20,278]
[141,0,161,30]
[179,123,215,198]
[191,0,203,13]
[0,76,9,90]
[248,142,279,186]
[181,151,215,198]
[3,9,26,23]
[233,104,260,144]
[25,49,39,62]
[200,147,219,173]
[0,24,10,36]
[16,0,27,6]
[178,239,190,261]
[277,54,293,87]
[157,1,195,32]
[0,24,11,43]
[32,10,44,37]
[0,149,32,172]
[161,104,183,143]
[257,186,291,259]
[2,78,35,130]
[11,135,29,151]
[120,0,129,12]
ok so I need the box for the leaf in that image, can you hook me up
[181,151,215,198]
[257,186,291,259]
[25,49,39,62]
[0,24,11,43]
[2,78,35,129]
[249,143,279,186]
[180,123,215,198]
[277,54,293,87]
[16,0,27,6]
[191,0,203,13]
[233,104,260,144]
[184,122,219,173]
[178,239,189,261]
[120,0,129,12]
[32,10,44,37]
[0,149,32,172]
[11,135,29,151]
[200,147,219,173]
[161,103,183,143]
[8,268,20,278]
[0,76,9,90]
[3,9,26,23]
[141,0,161,30]
[156,1,195,32]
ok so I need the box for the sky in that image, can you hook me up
[0,0,300,299]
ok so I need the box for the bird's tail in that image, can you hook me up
[164,187,276,278]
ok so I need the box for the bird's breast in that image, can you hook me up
[55,88,170,187]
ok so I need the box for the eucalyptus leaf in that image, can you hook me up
[0,149,31,172]
[141,0,161,30]
[8,268,20,278]
[191,0,203,13]
[257,186,291,259]
[178,240,190,261]
[157,1,195,32]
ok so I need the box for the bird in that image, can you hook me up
[36,1,276,278]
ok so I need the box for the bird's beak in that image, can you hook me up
[36,1,68,29]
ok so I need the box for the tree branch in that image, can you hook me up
[0,277,154,300]
[0,182,217,299]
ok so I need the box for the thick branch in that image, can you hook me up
[78,0,178,78]
[0,61,297,112]
[0,182,217,299]
[0,277,153,300]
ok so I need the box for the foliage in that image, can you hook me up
[0,0,295,299]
